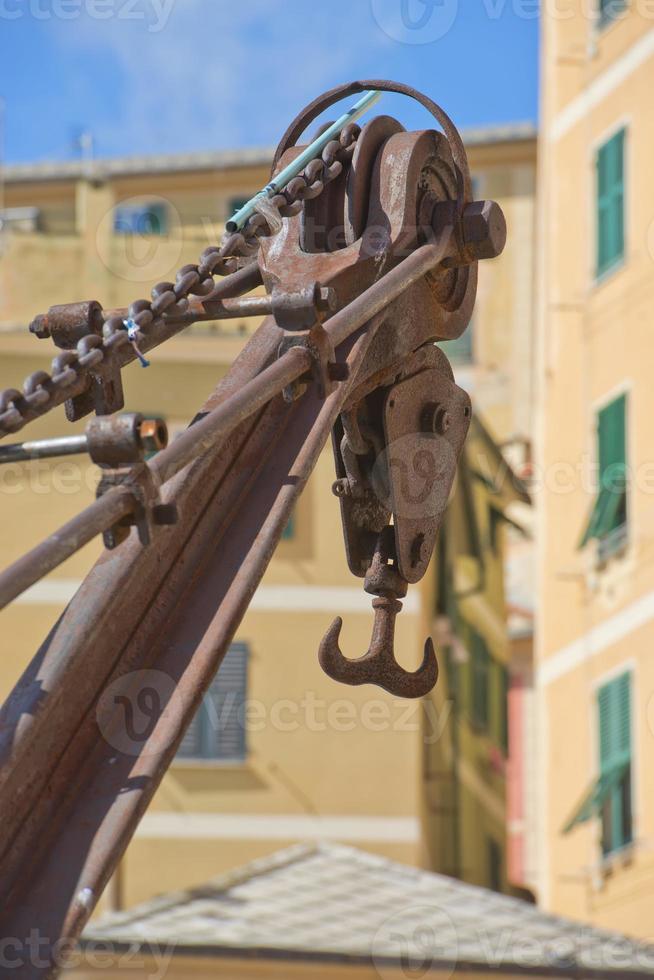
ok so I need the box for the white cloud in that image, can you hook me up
[52,0,388,156]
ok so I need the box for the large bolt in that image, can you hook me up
[332,478,352,498]
[421,402,451,436]
[461,200,507,261]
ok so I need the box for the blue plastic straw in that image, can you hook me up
[226,90,382,233]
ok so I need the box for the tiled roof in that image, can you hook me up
[3,123,537,184]
[84,842,654,976]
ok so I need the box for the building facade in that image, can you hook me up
[535,2,654,938]
[0,125,535,911]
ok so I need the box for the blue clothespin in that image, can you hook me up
[123,317,151,368]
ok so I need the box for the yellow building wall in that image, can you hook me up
[536,4,654,937]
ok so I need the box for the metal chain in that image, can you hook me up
[0,125,361,438]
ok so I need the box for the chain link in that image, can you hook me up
[0,125,361,438]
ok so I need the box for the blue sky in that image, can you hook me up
[0,0,539,164]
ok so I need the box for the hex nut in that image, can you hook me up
[461,200,507,261]
[139,418,168,455]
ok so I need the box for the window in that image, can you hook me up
[470,631,490,730]
[177,643,248,762]
[227,196,250,222]
[281,510,295,541]
[438,321,474,365]
[596,129,625,277]
[598,672,633,854]
[496,664,510,756]
[562,671,633,856]
[598,0,627,29]
[488,838,503,892]
[114,201,167,236]
[579,394,627,556]
[488,506,502,554]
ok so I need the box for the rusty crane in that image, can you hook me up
[0,80,505,977]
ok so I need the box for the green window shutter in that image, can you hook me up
[227,196,250,222]
[562,672,632,846]
[487,838,502,892]
[596,129,625,277]
[579,394,627,548]
[563,762,629,833]
[498,664,509,755]
[438,321,474,365]
[470,631,490,730]
[599,672,631,771]
[598,672,632,853]
[281,510,295,540]
[177,643,249,762]
[145,201,167,235]
[598,394,626,483]
[598,0,626,28]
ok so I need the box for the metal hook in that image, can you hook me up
[319,594,438,699]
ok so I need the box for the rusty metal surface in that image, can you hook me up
[319,598,438,698]
[0,80,507,974]
[0,346,313,608]
[0,322,378,968]
[0,263,264,437]
[382,351,471,584]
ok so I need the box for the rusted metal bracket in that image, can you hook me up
[273,282,343,400]
[88,413,176,548]
[31,300,126,420]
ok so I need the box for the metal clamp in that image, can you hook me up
[30,300,126,420]
[273,282,348,401]
[89,413,177,549]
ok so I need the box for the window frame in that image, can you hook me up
[597,670,633,856]
[469,630,491,731]
[596,0,628,30]
[437,320,474,366]
[226,196,251,224]
[561,666,635,858]
[594,126,626,282]
[176,642,249,765]
[114,200,168,236]
[579,390,629,557]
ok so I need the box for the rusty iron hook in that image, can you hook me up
[319,594,438,699]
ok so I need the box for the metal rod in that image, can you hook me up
[0,490,133,609]
[0,264,264,442]
[325,231,453,347]
[150,345,312,484]
[226,90,381,232]
[0,233,453,611]
[0,347,312,611]
[103,293,272,326]
[0,434,88,464]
